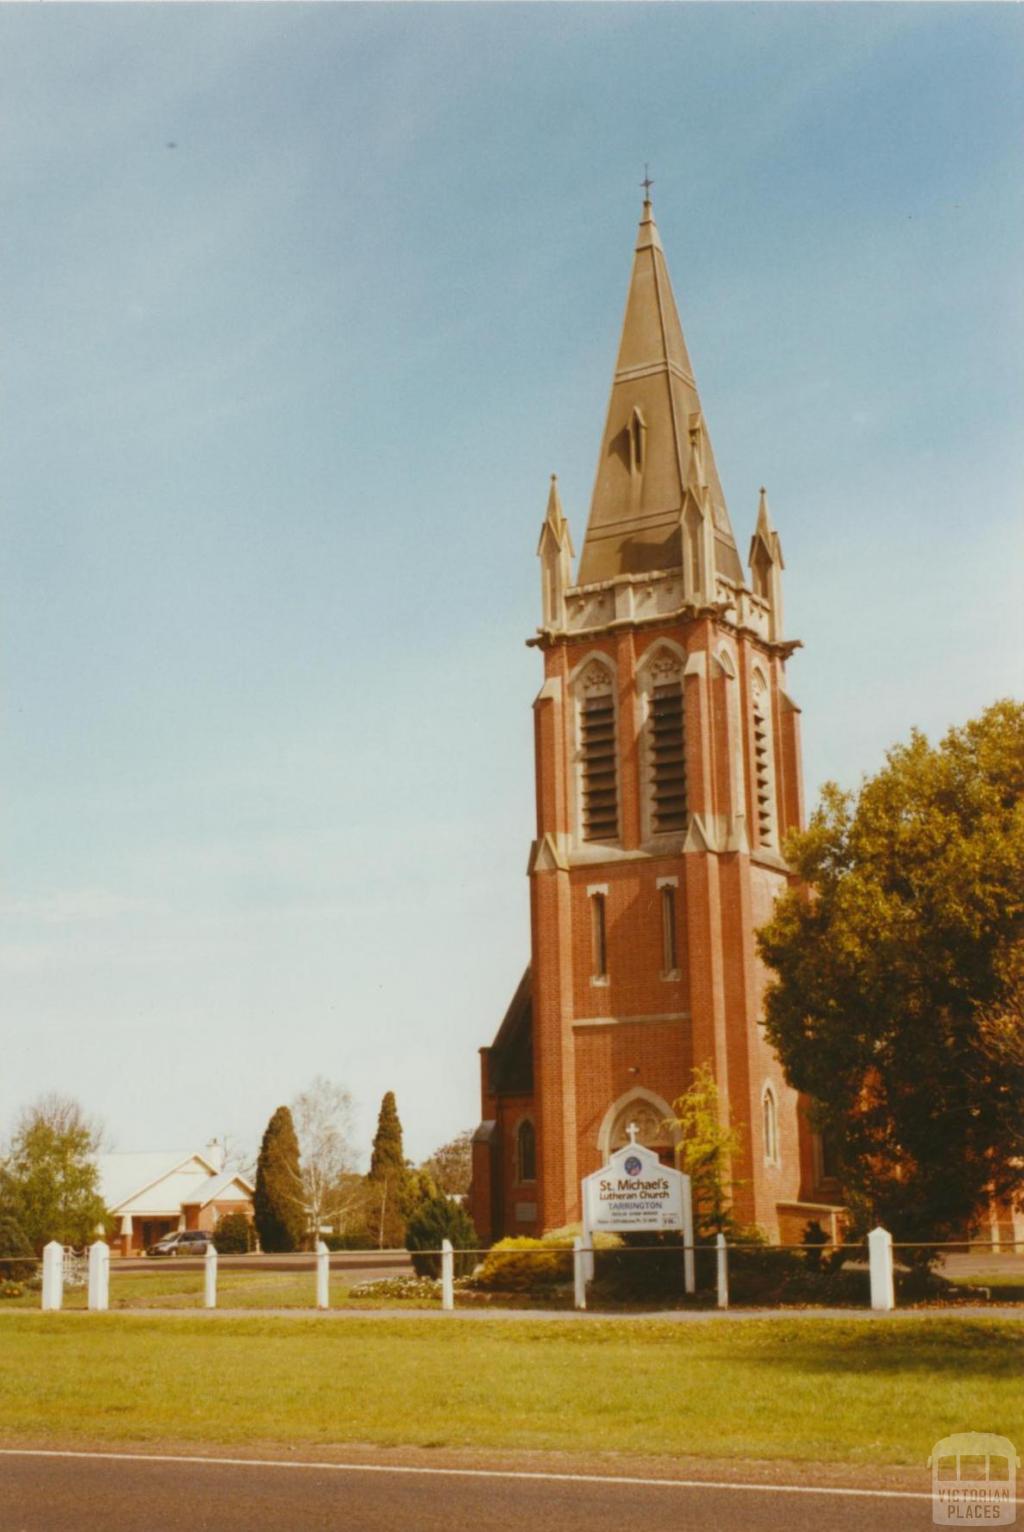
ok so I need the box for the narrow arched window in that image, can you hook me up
[762,1084,779,1166]
[516,1119,537,1183]
[751,670,776,849]
[577,661,619,842]
[660,884,677,975]
[590,891,608,980]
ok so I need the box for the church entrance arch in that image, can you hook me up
[597,1089,680,1168]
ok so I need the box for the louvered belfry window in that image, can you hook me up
[580,680,619,842]
[752,674,776,847]
[650,681,687,833]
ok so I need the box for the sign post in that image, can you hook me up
[580,1124,693,1302]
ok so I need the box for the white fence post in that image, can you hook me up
[41,1241,63,1311]
[88,1239,110,1312]
[716,1232,729,1310]
[573,1236,587,1311]
[204,1242,218,1309]
[681,1174,695,1295]
[868,1225,895,1312]
[441,1239,454,1311]
[316,1240,330,1311]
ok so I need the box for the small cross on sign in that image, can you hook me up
[626,1121,640,1145]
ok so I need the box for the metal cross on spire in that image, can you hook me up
[640,165,654,203]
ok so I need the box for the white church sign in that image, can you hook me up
[580,1124,695,1293]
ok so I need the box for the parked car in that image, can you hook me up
[145,1230,213,1258]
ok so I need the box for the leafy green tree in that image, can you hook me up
[0,1214,35,1280]
[671,1063,745,1237]
[403,1167,437,1213]
[0,1095,107,1250]
[253,1106,305,1253]
[422,1130,473,1197]
[214,1211,255,1253]
[758,702,1024,1252]
[406,1193,478,1278]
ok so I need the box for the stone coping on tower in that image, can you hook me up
[530,565,799,654]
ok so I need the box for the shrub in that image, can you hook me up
[214,1212,254,1254]
[0,1215,35,1282]
[542,1223,622,1251]
[322,1230,377,1252]
[406,1195,478,1278]
[472,1236,573,1292]
[725,1244,806,1304]
[1,1282,24,1300]
[591,1230,692,1304]
[725,1246,872,1306]
[801,1219,829,1271]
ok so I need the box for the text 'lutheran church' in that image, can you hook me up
[469,195,844,1244]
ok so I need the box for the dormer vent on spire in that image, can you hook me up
[576,201,744,589]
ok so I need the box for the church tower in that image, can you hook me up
[471,197,840,1243]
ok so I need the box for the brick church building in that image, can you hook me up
[470,196,844,1245]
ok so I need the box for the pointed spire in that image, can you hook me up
[748,486,785,638]
[537,473,574,558]
[576,199,744,590]
[537,474,574,631]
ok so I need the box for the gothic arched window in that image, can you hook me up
[762,1083,780,1167]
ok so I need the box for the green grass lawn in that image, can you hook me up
[0,1312,1020,1467]
[2,1270,438,1311]
[946,1272,1024,1296]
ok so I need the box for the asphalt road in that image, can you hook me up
[0,1450,942,1531]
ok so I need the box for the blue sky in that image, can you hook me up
[1,4,1021,1170]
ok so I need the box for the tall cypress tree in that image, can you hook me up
[253,1106,304,1253]
[367,1092,409,1248]
[369,1092,405,1180]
